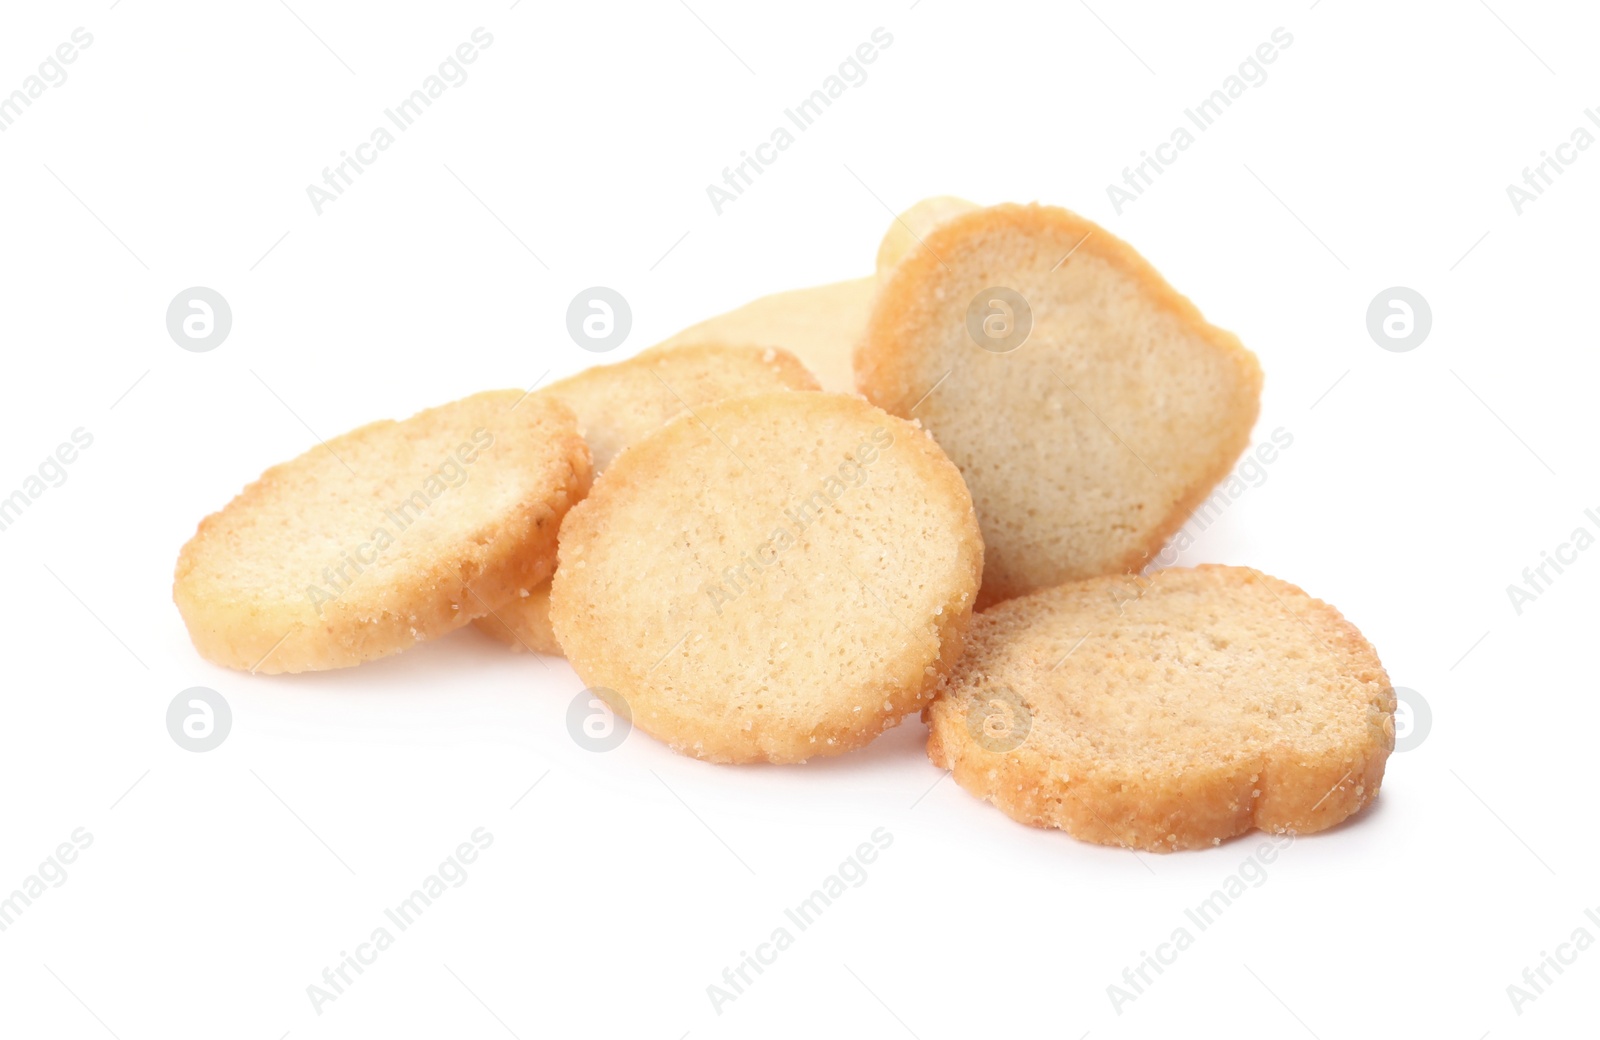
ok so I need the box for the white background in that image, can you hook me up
[1,1,1595,1036]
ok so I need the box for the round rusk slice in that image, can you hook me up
[927,565,1394,851]
[174,390,590,674]
[550,391,983,763]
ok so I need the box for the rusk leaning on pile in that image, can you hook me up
[856,202,1263,608]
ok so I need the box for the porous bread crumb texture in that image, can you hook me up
[855,203,1263,609]
[173,390,591,674]
[925,565,1395,851]
[474,343,821,655]
[550,391,984,764]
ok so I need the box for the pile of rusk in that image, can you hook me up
[175,199,1395,852]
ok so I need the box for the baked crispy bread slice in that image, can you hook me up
[926,565,1394,851]
[473,343,819,655]
[174,391,590,674]
[550,391,983,763]
[856,203,1263,608]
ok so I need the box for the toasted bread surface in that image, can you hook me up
[473,344,820,654]
[926,565,1394,851]
[856,203,1262,608]
[174,391,590,673]
[551,391,983,763]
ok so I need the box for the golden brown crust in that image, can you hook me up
[925,565,1394,851]
[634,340,821,388]
[550,391,983,764]
[173,391,591,674]
[856,203,1264,609]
